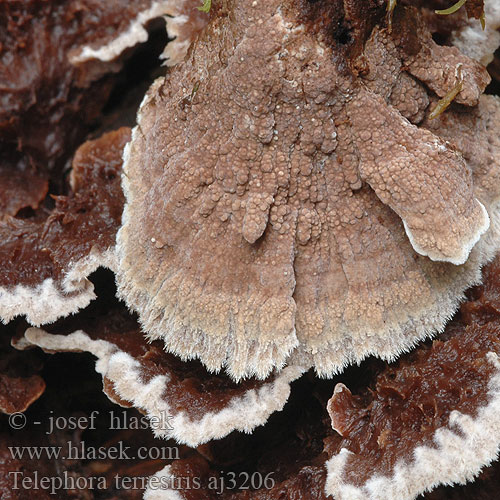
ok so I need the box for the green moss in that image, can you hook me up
[435,0,486,29]
[386,0,485,31]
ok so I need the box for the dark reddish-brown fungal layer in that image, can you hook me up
[1,1,500,499]
[0,161,48,218]
[0,345,184,500]
[465,0,486,20]
[0,0,177,326]
[0,127,128,289]
[0,0,167,179]
[0,326,45,415]
[326,321,500,486]
[35,294,271,421]
[13,269,304,447]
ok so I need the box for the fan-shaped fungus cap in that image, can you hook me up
[117,0,500,381]
[142,256,500,500]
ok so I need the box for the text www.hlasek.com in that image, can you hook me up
[8,441,179,461]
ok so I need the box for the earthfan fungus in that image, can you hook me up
[117,0,500,382]
[12,267,304,447]
[3,0,500,499]
[0,0,209,328]
[140,255,500,500]
[17,316,304,447]
[0,128,128,325]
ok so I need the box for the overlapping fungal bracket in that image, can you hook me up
[0,0,207,174]
[0,128,129,326]
[0,0,192,328]
[68,0,209,67]
[139,256,500,500]
[0,348,176,500]
[117,0,500,382]
[0,0,137,178]
[325,329,500,499]
[15,291,305,447]
[1,1,500,499]
[0,0,210,328]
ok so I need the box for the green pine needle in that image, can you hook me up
[435,0,467,16]
[198,0,212,12]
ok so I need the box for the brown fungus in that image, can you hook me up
[0,128,129,326]
[117,0,500,381]
[0,0,167,181]
[0,0,189,325]
[68,0,209,68]
[325,331,500,499]
[15,285,305,447]
[0,326,45,415]
[140,255,500,500]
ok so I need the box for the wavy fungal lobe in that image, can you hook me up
[117,0,500,380]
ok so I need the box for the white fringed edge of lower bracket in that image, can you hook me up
[0,246,117,326]
[18,328,306,448]
[325,351,500,500]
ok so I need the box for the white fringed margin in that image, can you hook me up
[17,328,306,447]
[402,200,490,266]
[70,0,207,67]
[325,352,500,500]
[143,466,184,500]
[0,247,117,326]
[70,1,176,64]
